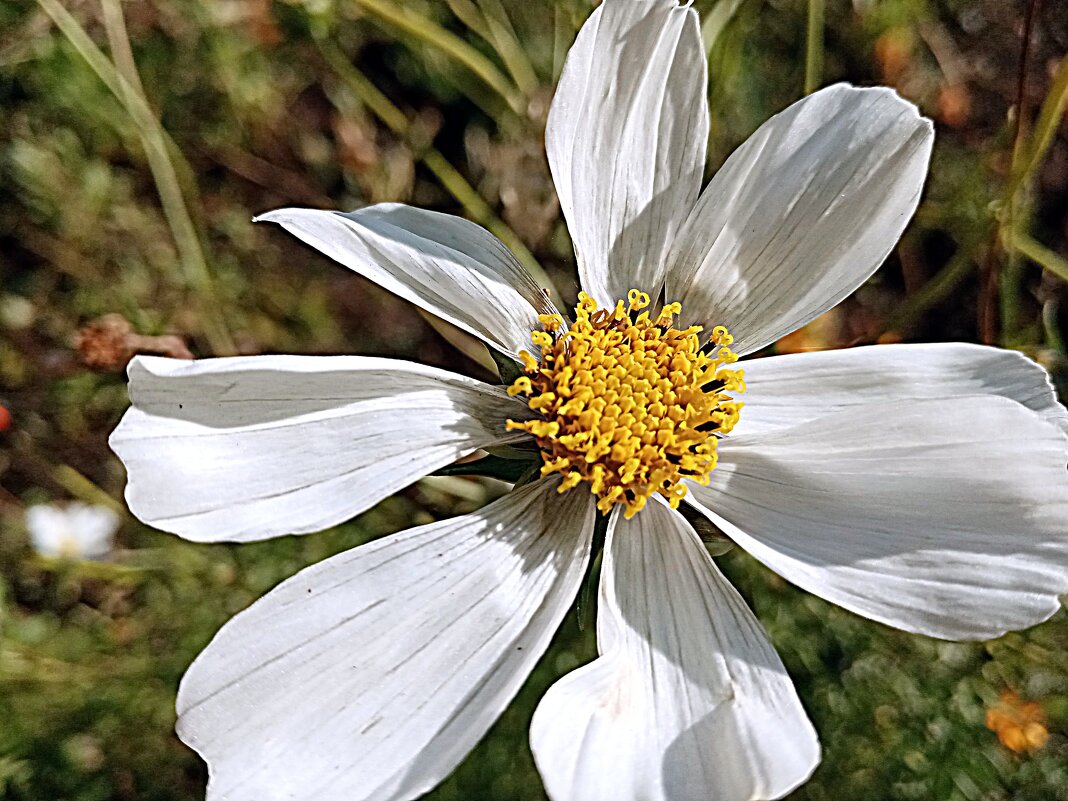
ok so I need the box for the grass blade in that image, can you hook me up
[317,38,555,297]
[37,0,234,353]
[351,0,526,115]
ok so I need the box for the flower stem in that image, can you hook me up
[1012,231,1068,283]
[804,0,825,95]
[1004,53,1068,205]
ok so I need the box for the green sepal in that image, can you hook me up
[430,452,540,483]
[576,512,609,632]
[511,462,544,489]
[677,501,735,556]
[491,348,526,384]
[483,442,541,460]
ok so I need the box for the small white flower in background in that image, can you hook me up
[26,502,119,561]
[110,0,1068,799]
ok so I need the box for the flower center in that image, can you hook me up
[506,289,744,518]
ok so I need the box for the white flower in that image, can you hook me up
[109,1,1068,800]
[26,502,119,560]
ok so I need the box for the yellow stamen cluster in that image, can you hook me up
[506,289,744,518]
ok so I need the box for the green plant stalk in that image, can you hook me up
[993,59,1065,344]
[1013,231,1068,283]
[998,128,1029,346]
[552,3,569,81]
[1004,56,1068,204]
[321,42,408,132]
[100,0,145,96]
[701,0,747,56]
[1042,299,1065,354]
[804,0,824,95]
[351,0,525,115]
[2,641,146,683]
[996,3,1053,346]
[445,0,494,43]
[420,149,555,291]
[100,0,205,260]
[475,0,540,96]
[1021,55,1068,187]
[883,236,982,334]
[317,40,554,295]
[37,0,234,353]
[53,464,126,514]
[999,233,1024,343]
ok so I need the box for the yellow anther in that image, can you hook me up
[529,393,557,411]
[537,313,565,331]
[664,483,688,509]
[660,301,682,317]
[558,471,584,492]
[527,420,560,438]
[720,369,746,393]
[506,289,744,518]
[541,456,569,475]
[710,325,733,345]
[627,289,651,311]
[518,350,539,372]
[507,377,532,396]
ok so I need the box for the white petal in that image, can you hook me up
[110,355,533,542]
[735,343,1068,439]
[687,396,1068,640]
[25,505,66,556]
[531,500,819,801]
[64,503,121,558]
[25,503,119,560]
[669,84,933,355]
[546,0,708,306]
[257,203,556,358]
[178,478,596,801]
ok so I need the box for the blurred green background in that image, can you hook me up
[2,0,1068,799]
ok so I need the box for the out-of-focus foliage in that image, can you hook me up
[1,0,1067,799]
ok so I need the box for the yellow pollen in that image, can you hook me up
[506,290,745,518]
